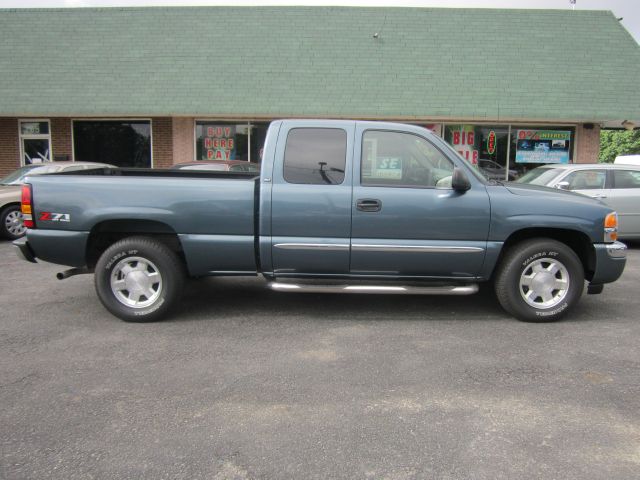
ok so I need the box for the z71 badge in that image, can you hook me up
[39,212,71,222]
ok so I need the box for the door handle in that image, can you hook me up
[356,198,382,212]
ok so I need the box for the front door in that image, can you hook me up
[350,127,491,279]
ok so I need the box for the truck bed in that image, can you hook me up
[25,168,260,276]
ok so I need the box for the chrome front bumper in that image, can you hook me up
[605,241,627,259]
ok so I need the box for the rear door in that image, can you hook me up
[609,169,640,237]
[269,121,355,275]
[350,125,490,278]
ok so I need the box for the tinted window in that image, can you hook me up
[361,130,454,188]
[283,128,346,185]
[563,170,606,190]
[73,120,151,168]
[613,170,640,189]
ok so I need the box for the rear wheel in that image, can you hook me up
[94,236,185,322]
[1,205,26,240]
[495,238,584,322]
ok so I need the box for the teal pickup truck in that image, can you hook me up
[14,120,627,323]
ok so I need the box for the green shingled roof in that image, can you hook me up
[1,6,639,123]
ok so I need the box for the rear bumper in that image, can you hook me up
[13,236,37,263]
[590,241,627,285]
[14,230,89,267]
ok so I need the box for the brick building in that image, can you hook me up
[1,6,639,179]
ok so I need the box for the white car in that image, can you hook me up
[516,163,640,239]
[0,162,114,239]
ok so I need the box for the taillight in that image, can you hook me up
[21,184,35,229]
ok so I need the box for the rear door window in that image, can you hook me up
[283,128,347,185]
[613,170,640,189]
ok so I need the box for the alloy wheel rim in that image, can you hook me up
[110,256,163,309]
[519,258,570,309]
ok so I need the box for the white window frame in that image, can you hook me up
[19,119,52,166]
[71,118,154,167]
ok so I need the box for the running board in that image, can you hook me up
[268,282,478,295]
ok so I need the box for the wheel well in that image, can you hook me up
[1,202,21,212]
[86,220,185,268]
[497,228,596,281]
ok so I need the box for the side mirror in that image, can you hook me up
[451,167,471,192]
[555,181,570,190]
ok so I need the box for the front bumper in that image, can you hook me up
[590,241,627,285]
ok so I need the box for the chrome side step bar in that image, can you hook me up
[268,282,478,295]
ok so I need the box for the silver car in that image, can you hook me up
[516,164,640,239]
[0,161,114,239]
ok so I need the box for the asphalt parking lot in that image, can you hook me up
[1,239,639,480]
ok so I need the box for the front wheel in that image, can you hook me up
[94,236,185,322]
[495,238,584,322]
[1,205,26,240]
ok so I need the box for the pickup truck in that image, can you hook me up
[14,120,627,323]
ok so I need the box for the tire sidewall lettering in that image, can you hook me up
[104,249,140,270]
[535,301,569,317]
[522,250,559,268]
[133,296,165,316]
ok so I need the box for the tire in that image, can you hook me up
[494,238,584,322]
[94,236,185,322]
[1,205,26,240]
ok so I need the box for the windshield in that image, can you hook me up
[0,164,57,185]
[515,167,563,185]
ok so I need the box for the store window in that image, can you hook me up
[444,125,511,180]
[195,121,269,164]
[73,120,151,167]
[19,120,51,165]
[444,124,576,180]
[510,127,575,178]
